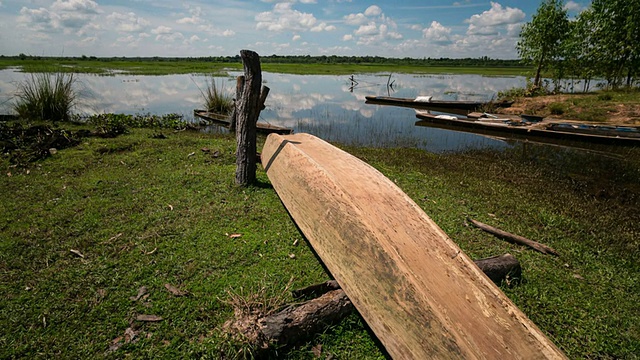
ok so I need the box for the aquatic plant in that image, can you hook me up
[12,72,77,122]
[200,77,233,115]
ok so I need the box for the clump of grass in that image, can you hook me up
[13,72,77,122]
[200,77,233,115]
[597,93,613,101]
[548,102,565,115]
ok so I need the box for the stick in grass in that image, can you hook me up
[467,217,559,256]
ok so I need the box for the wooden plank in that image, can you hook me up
[261,133,566,359]
[193,110,292,135]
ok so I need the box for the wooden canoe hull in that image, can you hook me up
[193,110,293,135]
[365,96,513,115]
[261,133,566,359]
[415,111,640,146]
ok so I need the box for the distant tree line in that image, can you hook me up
[3,54,525,68]
[518,0,639,91]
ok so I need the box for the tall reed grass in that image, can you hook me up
[199,77,233,115]
[13,72,77,122]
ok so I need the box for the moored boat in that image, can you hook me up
[365,95,513,115]
[193,110,293,135]
[415,111,640,146]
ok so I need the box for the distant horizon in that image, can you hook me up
[2,53,528,62]
[0,0,588,60]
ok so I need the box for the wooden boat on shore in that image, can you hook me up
[365,95,513,115]
[193,110,293,135]
[262,132,566,359]
[415,111,640,146]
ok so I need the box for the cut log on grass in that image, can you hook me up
[262,133,566,359]
[224,289,353,353]
[474,253,522,284]
[259,289,354,346]
[292,280,341,299]
[228,253,521,351]
[468,217,559,256]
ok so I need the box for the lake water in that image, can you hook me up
[0,69,528,152]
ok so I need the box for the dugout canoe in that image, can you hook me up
[365,95,513,115]
[415,111,640,146]
[193,110,292,135]
[261,132,566,359]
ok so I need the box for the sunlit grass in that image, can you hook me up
[1,123,638,358]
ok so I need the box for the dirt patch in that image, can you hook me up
[497,94,640,126]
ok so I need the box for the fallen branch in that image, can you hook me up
[467,217,559,256]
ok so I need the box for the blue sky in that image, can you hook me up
[0,0,589,59]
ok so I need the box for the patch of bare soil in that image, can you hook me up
[498,94,640,126]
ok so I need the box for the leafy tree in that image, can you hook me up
[588,0,640,88]
[563,9,598,91]
[517,0,569,88]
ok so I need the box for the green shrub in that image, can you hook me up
[87,113,130,137]
[13,72,77,122]
[548,102,565,115]
[498,78,550,100]
[78,113,188,136]
[597,93,613,101]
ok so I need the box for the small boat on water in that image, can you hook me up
[415,111,640,146]
[365,95,513,115]
[193,110,293,135]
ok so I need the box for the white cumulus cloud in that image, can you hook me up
[256,3,328,32]
[466,2,525,28]
[422,21,452,45]
[107,12,149,33]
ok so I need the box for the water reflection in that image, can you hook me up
[0,69,527,152]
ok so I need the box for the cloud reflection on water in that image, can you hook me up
[0,69,528,152]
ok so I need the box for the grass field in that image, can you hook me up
[0,58,532,76]
[1,123,639,358]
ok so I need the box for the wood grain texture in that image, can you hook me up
[262,133,566,359]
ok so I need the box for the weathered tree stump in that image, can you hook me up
[235,50,262,186]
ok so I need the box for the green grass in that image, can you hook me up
[0,58,532,76]
[0,59,240,76]
[1,126,639,358]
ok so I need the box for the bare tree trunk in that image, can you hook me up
[235,50,262,186]
[229,75,245,132]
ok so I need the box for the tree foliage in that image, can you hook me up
[517,0,569,88]
[518,0,640,91]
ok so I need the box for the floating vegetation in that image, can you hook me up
[74,113,189,134]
